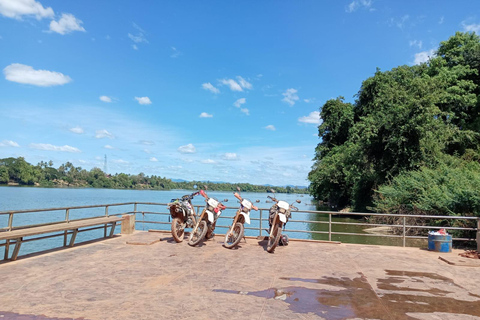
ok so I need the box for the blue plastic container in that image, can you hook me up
[428,234,452,252]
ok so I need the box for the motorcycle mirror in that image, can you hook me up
[236,186,241,192]
[296,200,301,203]
[270,189,276,194]
[203,185,208,190]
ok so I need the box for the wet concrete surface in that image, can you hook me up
[0,231,479,320]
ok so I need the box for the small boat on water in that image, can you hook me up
[224,199,228,202]
[256,200,260,203]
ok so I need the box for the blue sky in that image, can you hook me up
[1,0,479,186]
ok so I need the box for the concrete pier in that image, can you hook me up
[0,231,479,320]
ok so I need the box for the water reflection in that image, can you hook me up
[306,205,426,247]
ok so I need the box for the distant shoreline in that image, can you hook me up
[0,183,309,194]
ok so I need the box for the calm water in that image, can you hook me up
[0,186,415,258]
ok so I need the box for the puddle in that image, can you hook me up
[214,271,480,320]
[0,312,87,320]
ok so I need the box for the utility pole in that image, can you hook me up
[104,154,108,174]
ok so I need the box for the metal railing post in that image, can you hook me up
[134,202,137,213]
[328,214,332,241]
[477,218,480,252]
[403,217,406,247]
[104,206,109,237]
[259,209,263,238]
[64,209,70,246]
[8,212,13,231]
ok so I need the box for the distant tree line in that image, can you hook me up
[0,157,306,194]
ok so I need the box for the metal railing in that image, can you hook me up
[1,201,479,261]
[132,202,480,248]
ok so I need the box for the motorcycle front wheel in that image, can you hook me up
[171,217,185,243]
[188,220,208,246]
[267,223,282,253]
[224,222,244,249]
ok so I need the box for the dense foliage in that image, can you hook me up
[0,157,305,194]
[309,32,480,219]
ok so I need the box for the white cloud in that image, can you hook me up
[69,126,84,134]
[128,32,147,43]
[346,0,372,13]
[0,140,19,147]
[0,0,54,20]
[201,159,216,164]
[439,16,444,24]
[178,143,196,154]
[143,149,151,154]
[99,95,112,103]
[128,23,147,50]
[240,108,249,115]
[202,82,220,94]
[49,13,85,35]
[237,76,252,89]
[3,63,72,87]
[282,88,299,106]
[414,49,435,65]
[135,96,152,105]
[95,129,114,139]
[462,22,480,34]
[150,157,158,162]
[112,159,129,164]
[104,145,114,149]
[234,98,246,108]
[170,46,181,58]
[265,125,276,131]
[304,98,315,103]
[220,78,243,91]
[139,140,154,145]
[30,143,80,153]
[223,153,237,160]
[409,40,422,49]
[199,112,213,118]
[298,111,321,124]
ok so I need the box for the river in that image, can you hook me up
[0,186,413,257]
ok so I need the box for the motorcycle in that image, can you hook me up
[266,190,300,253]
[188,187,226,246]
[167,191,201,242]
[224,187,258,249]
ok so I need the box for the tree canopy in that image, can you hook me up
[0,157,305,194]
[309,32,480,216]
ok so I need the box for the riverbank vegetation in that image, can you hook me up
[308,32,480,236]
[0,157,305,193]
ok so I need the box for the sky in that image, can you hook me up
[1,0,480,186]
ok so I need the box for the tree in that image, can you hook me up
[0,166,9,184]
[309,32,480,212]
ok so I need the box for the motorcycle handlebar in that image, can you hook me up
[252,205,259,211]
[200,190,208,198]
[234,192,242,201]
[290,205,299,211]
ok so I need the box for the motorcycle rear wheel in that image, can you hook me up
[267,223,282,253]
[171,217,185,243]
[224,222,244,249]
[188,220,208,246]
